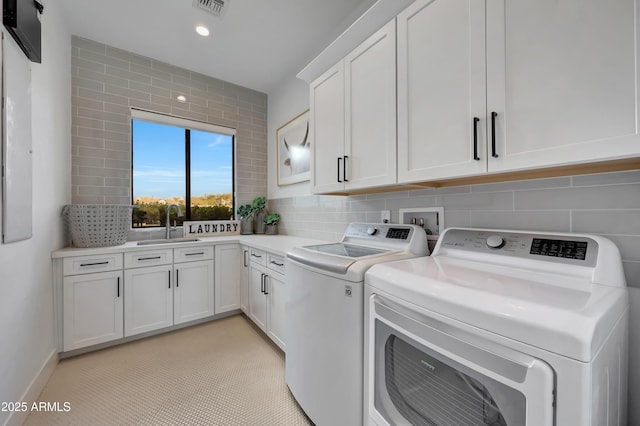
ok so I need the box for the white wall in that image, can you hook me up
[267,76,311,200]
[0,2,71,424]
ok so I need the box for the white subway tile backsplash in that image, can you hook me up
[409,185,472,196]
[515,185,640,210]
[272,171,640,288]
[442,211,471,228]
[623,261,640,288]
[470,211,571,232]
[572,170,640,187]
[471,177,571,193]
[572,210,640,235]
[439,191,513,211]
[600,235,640,262]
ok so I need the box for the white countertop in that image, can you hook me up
[51,234,325,259]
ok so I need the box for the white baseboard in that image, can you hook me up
[3,349,59,426]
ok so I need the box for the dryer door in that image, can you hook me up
[368,295,555,426]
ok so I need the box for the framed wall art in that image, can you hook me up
[277,109,310,186]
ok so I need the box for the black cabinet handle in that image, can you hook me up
[80,261,109,267]
[251,253,262,259]
[270,260,284,267]
[343,156,349,182]
[264,275,269,295]
[337,157,343,183]
[138,256,161,261]
[168,270,171,289]
[491,112,499,158]
[176,269,179,288]
[243,250,248,267]
[117,277,120,298]
[473,117,480,161]
[184,252,204,257]
[260,273,265,293]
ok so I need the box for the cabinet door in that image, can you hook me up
[124,264,173,337]
[486,0,640,172]
[345,20,397,190]
[240,246,250,314]
[310,62,346,193]
[214,244,241,314]
[63,270,123,351]
[248,263,268,331]
[266,271,286,351]
[174,260,214,325]
[397,0,487,183]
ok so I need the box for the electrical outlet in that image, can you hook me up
[381,210,391,223]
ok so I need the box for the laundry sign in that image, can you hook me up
[183,220,240,237]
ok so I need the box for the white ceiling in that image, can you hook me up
[57,0,377,94]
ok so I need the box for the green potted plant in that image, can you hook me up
[237,204,254,234]
[264,213,280,235]
[252,196,268,234]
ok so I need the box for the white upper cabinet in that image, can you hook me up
[398,0,640,184]
[310,62,345,194]
[397,0,487,182]
[311,20,397,193]
[487,0,639,172]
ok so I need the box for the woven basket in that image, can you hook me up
[63,204,134,247]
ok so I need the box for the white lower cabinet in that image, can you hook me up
[266,269,286,349]
[124,264,173,337]
[174,259,214,324]
[123,246,213,337]
[249,263,268,331]
[239,245,250,314]
[214,244,241,314]
[63,270,124,351]
[59,241,287,353]
[248,250,287,351]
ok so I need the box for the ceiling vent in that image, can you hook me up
[192,0,229,17]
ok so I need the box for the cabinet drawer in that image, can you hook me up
[63,253,123,276]
[267,254,285,275]
[174,245,213,263]
[249,248,267,266]
[124,249,173,269]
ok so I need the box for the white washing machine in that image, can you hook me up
[286,223,429,426]
[365,227,629,426]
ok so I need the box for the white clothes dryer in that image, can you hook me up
[364,228,628,426]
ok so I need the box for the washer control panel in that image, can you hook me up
[439,228,598,266]
[344,223,412,241]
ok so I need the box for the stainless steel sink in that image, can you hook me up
[136,237,200,246]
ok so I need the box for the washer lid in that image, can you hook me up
[287,243,391,274]
[305,243,389,258]
[365,256,628,362]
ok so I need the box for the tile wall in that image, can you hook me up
[70,36,267,206]
[269,170,640,288]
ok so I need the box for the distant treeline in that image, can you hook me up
[132,194,233,227]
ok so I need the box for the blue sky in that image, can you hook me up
[132,120,233,199]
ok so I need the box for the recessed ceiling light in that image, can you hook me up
[176,95,187,103]
[196,25,210,37]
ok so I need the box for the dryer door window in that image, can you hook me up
[381,331,524,425]
[369,296,556,426]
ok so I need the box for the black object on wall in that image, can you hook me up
[3,0,42,63]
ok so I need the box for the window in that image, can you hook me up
[131,110,235,227]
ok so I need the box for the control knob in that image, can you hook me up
[367,227,378,236]
[486,235,505,249]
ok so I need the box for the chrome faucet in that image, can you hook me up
[165,204,184,239]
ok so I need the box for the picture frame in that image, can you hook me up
[276,109,310,186]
